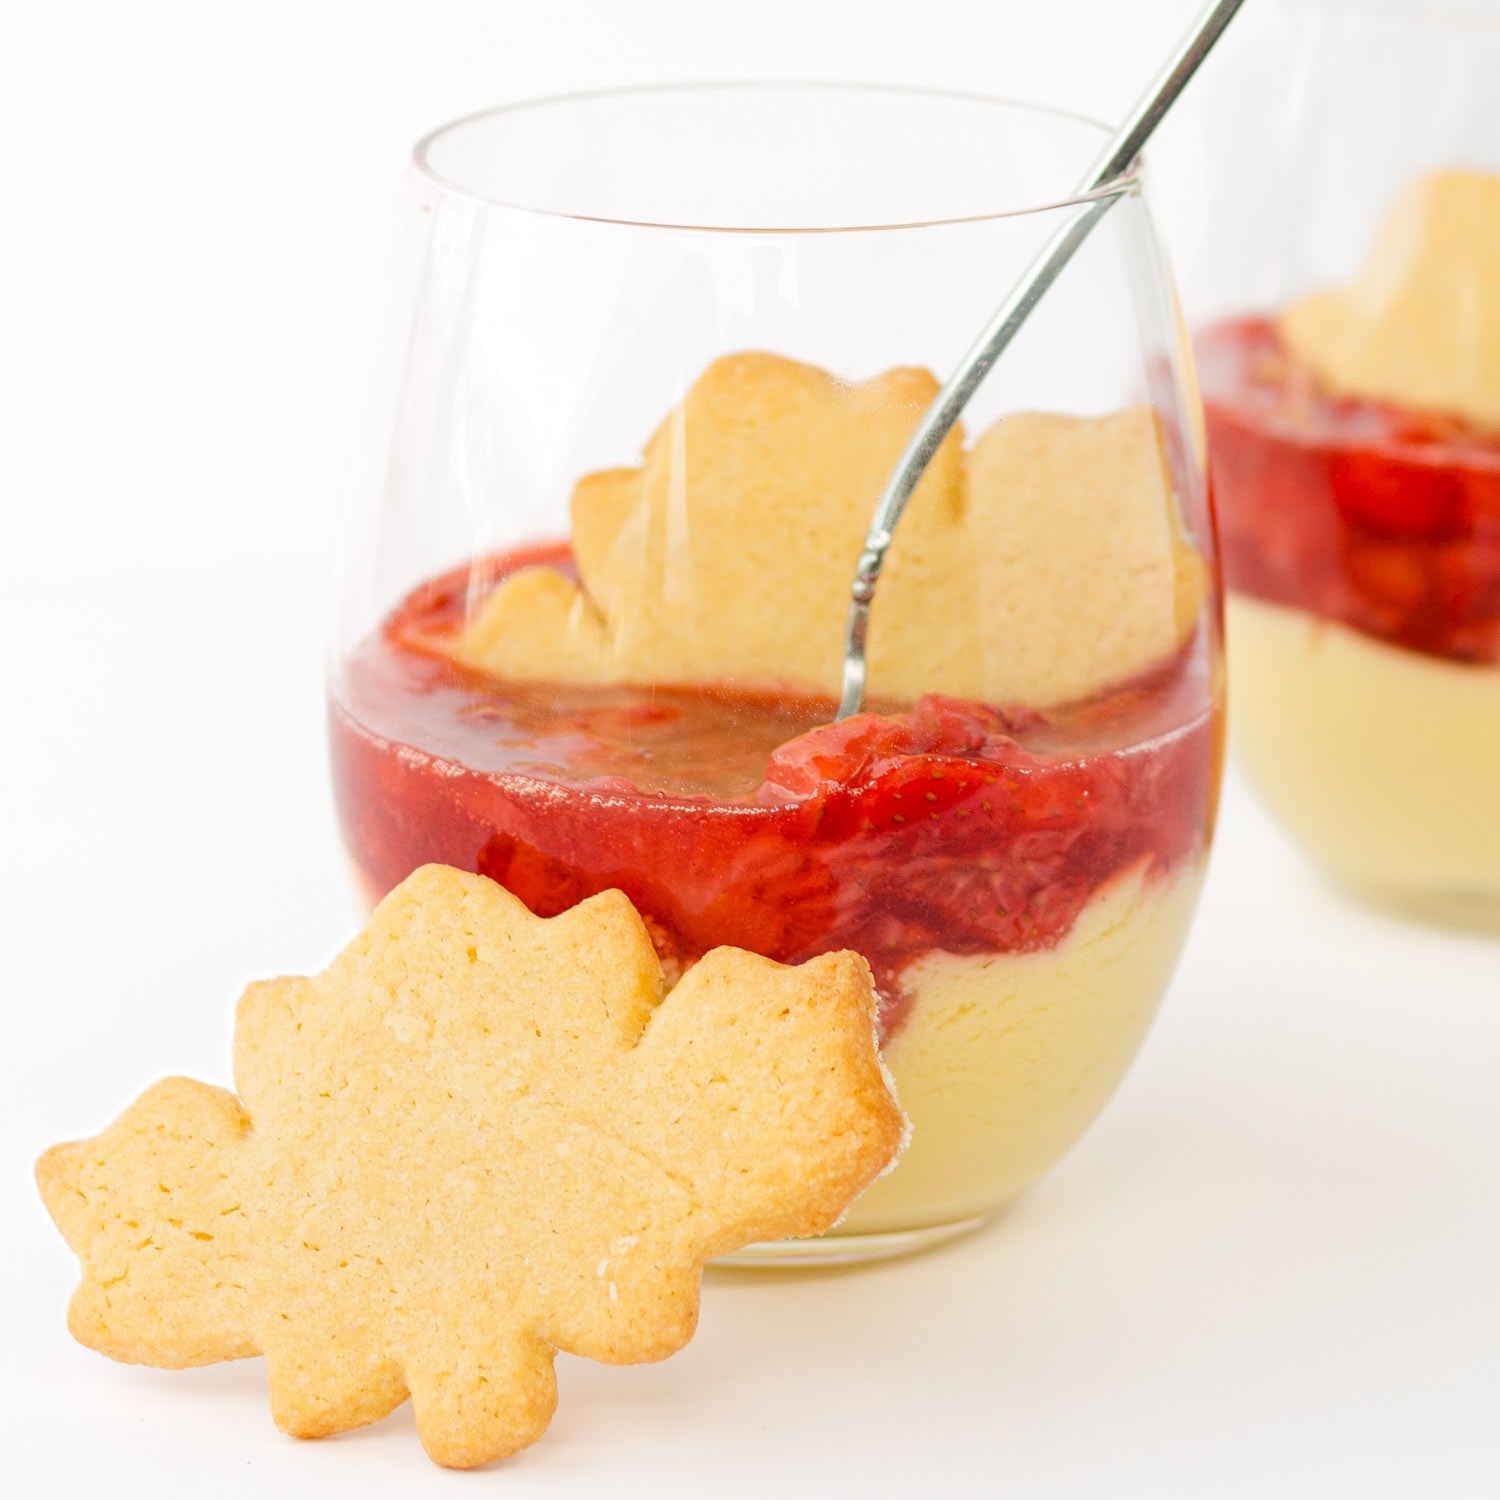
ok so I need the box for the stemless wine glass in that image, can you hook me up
[329,84,1224,1264]
[1185,0,1500,928]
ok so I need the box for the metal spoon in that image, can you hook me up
[836,0,1247,720]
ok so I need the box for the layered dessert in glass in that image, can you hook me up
[330,86,1223,1259]
[1201,171,1500,924]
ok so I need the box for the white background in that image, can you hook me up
[2,1,1497,1495]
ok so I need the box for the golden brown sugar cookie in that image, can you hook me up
[1279,170,1500,430]
[37,865,905,1469]
[453,351,1203,707]
[962,406,1207,707]
[455,352,968,696]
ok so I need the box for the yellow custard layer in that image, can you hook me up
[1227,593,1500,911]
[839,861,1204,1237]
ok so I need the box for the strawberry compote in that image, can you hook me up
[330,548,1219,1043]
[1201,317,1500,664]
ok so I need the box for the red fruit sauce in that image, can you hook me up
[330,547,1219,1041]
[1201,317,1500,663]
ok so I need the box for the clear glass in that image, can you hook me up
[1185,1,1500,930]
[329,84,1224,1262]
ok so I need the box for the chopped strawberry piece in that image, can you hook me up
[1329,451,1467,538]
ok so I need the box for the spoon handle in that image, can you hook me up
[837,0,1247,721]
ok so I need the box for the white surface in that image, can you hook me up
[4,560,1498,1495]
[4,0,1499,1494]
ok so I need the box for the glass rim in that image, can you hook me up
[410,81,1142,234]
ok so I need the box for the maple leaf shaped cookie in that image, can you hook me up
[450,350,1204,708]
[36,865,905,1468]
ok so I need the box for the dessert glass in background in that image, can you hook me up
[329,85,1224,1263]
[1185,0,1500,929]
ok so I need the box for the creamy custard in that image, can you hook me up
[1228,593,1500,915]
[841,861,1204,1235]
